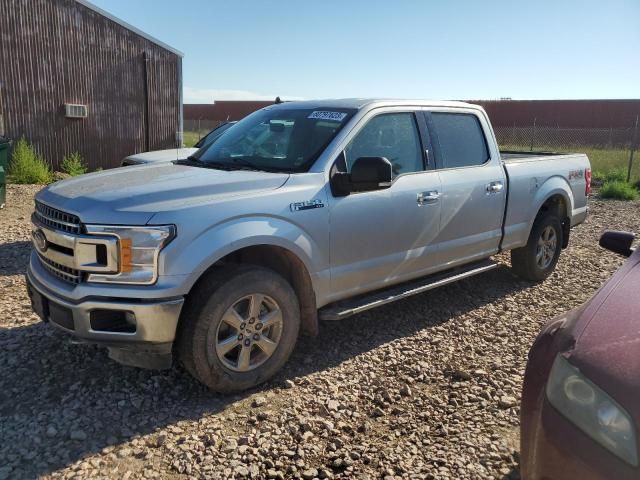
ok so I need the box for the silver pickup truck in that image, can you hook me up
[27,99,591,392]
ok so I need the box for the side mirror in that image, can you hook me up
[349,157,393,192]
[599,230,635,257]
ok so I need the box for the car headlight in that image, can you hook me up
[84,225,175,285]
[546,354,638,466]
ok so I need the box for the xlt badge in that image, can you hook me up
[290,199,325,212]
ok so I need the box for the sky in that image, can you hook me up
[89,0,640,103]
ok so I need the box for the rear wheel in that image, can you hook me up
[511,213,563,282]
[177,265,300,392]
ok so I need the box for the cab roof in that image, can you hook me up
[266,98,479,111]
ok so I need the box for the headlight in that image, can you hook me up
[84,225,175,285]
[546,355,638,466]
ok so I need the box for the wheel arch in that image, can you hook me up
[527,179,574,249]
[186,244,319,337]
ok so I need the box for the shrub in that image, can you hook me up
[8,138,53,184]
[600,181,638,200]
[61,151,87,176]
[603,168,627,183]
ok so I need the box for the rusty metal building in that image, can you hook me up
[0,0,183,170]
[183,101,272,132]
[473,99,640,128]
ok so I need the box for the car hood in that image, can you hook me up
[568,248,640,418]
[36,163,290,225]
[124,148,198,164]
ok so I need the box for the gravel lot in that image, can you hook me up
[0,184,637,480]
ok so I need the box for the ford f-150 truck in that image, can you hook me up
[26,99,591,392]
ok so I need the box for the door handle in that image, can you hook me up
[417,190,440,205]
[486,181,504,194]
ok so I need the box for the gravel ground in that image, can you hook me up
[0,184,637,480]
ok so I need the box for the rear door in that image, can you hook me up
[424,110,506,267]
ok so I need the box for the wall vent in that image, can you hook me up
[64,104,88,119]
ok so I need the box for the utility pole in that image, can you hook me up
[627,115,639,183]
[529,118,537,152]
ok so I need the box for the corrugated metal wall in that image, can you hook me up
[472,99,640,128]
[184,102,273,123]
[0,0,181,170]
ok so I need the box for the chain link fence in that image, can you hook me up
[493,125,635,151]
[493,117,639,182]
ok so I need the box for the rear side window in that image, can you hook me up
[431,113,489,168]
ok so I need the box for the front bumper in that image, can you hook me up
[26,259,185,369]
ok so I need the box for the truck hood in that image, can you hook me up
[36,163,290,225]
[124,148,198,164]
[568,248,640,420]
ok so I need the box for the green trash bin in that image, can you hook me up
[0,137,10,208]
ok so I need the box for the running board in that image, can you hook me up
[319,259,498,321]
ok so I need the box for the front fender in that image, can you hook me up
[160,215,326,289]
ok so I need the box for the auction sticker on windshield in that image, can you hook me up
[308,111,348,122]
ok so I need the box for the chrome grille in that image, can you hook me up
[34,201,81,234]
[38,254,82,284]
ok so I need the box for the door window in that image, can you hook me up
[431,113,489,168]
[344,113,423,176]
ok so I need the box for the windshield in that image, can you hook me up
[195,122,235,149]
[191,107,356,172]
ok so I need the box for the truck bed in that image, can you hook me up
[499,150,590,252]
[500,150,575,162]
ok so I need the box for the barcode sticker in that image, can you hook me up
[308,111,348,122]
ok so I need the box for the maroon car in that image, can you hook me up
[521,230,639,479]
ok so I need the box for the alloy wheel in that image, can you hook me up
[536,226,557,269]
[214,293,283,372]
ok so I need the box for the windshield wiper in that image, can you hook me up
[176,157,233,170]
[229,157,283,173]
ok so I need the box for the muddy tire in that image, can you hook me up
[511,213,563,282]
[177,265,300,393]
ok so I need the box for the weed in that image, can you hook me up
[599,181,638,200]
[61,152,87,176]
[8,138,53,184]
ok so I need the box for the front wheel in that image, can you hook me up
[177,265,300,393]
[511,213,563,282]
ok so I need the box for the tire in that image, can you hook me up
[511,213,563,282]
[177,265,300,393]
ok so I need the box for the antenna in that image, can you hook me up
[176,130,181,162]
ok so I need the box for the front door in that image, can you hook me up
[327,111,442,302]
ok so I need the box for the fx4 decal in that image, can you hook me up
[568,169,584,180]
[290,199,325,212]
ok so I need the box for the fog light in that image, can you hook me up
[90,310,136,333]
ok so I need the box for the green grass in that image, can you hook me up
[8,137,53,184]
[499,144,637,182]
[183,131,202,148]
[60,151,87,176]
[592,167,627,184]
[599,181,638,200]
